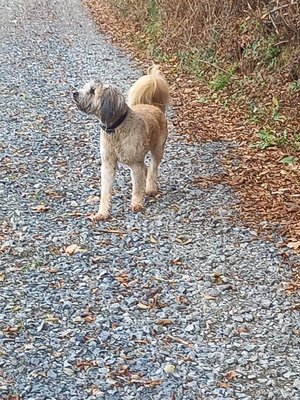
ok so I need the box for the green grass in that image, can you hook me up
[250,129,300,154]
[210,73,232,90]
[250,129,288,149]
[280,156,298,165]
[290,80,300,91]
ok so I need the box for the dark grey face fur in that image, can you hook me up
[73,80,128,126]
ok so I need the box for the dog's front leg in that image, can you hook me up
[94,160,117,221]
[130,162,146,212]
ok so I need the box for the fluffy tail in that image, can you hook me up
[128,65,170,113]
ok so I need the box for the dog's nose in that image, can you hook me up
[73,91,79,101]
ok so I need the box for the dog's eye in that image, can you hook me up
[90,87,95,95]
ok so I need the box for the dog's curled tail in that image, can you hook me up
[128,65,170,114]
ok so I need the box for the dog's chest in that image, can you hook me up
[101,131,148,165]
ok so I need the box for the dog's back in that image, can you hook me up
[128,65,170,114]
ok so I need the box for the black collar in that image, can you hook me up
[99,111,128,133]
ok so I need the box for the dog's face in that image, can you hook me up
[73,80,127,126]
[73,80,102,115]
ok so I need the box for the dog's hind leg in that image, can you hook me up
[146,142,165,196]
[94,160,117,221]
[130,162,146,211]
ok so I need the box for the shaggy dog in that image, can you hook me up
[73,66,170,221]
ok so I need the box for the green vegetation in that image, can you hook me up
[250,129,299,163]
[280,156,298,165]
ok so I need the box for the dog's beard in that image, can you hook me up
[75,101,95,115]
[73,94,100,116]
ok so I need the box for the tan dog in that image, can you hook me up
[73,66,170,220]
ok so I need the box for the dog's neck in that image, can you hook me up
[99,111,128,133]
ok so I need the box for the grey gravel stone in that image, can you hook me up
[0,0,300,399]
[293,379,300,390]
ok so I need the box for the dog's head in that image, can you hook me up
[73,80,128,127]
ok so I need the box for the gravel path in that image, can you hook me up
[1,1,300,399]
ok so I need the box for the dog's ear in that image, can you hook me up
[100,86,126,125]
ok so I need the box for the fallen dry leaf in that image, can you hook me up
[174,237,193,245]
[214,276,224,285]
[215,381,231,388]
[91,387,101,396]
[224,370,240,380]
[182,238,193,245]
[44,189,64,198]
[211,272,224,285]
[48,245,63,255]
[171,257,182,265]
[76,360,98,370]
[96,228,125,235]
[150,235,158,244]
[67,211,83,217]
[115,272,130,287]
[287,241,300,250]
[203,293,216,300]
[137,302,150,310]
[64,244,86,256]
[146,286,163,299]
[167,335,193,347]
[84,315,96,323]
[129,378,163,387]
[152,276,176,284]
[45,316,60,323]
[31,204,49,213]
[48,268,58,273]
[134,339,148,345]
[0,244,10,253]
[4,326,23,337]
[155,319,174,326]
[174,294,191,305]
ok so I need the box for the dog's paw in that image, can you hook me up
[146,189,158,197]
[131,204,144,212]
[146,181,158,196]
[89,213,108,222]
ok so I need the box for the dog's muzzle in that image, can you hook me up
[73,92,79,103]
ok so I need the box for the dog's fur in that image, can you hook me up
[73,65,170,220]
